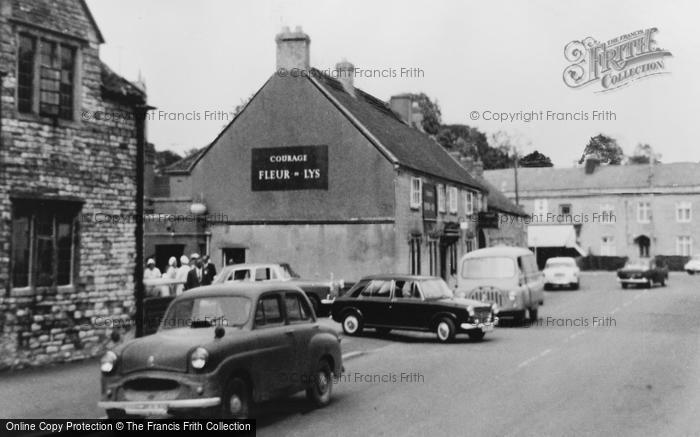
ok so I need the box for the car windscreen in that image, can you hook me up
[161,296,252,330]
[625,260,650,269]
[461,257,516,279]
[420,279,453,300]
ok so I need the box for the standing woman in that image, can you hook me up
[175,255,190,295]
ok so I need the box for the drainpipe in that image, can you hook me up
[133,103,154,338]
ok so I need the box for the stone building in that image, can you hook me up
[149,27,525,285]
[0,0,146,370]
[484,160,700,264]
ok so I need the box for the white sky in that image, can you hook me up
[87,0,700,167]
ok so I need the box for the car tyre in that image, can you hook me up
[341,312,363,336]
[688,270,695,275]
[660,277,666,287]
[621,283,628,289]
[435,318,455,343]
[544,283,551,291]
[571,281,580,290]
[468,331,485,342]
[221,377,251,419]
[529,308,538,322]
[306,359,333,408]
[646,279,652,288]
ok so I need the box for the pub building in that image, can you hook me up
[151,27,524,284]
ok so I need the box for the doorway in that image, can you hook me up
[155,244,185,272]
[634,235,650,257]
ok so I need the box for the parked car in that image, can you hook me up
[617,257,669,288]
[331,275,496,342]
[213,262,344,314]
[98,283,343,419]
[684,255,700,275]
[456,246,544,324]
[543,257,580,290]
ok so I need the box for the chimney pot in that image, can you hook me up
[275,26,310,71]
[335,59,355,96]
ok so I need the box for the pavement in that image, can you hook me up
[2,272,700,436]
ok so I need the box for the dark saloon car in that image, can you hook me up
[331,275,497,342]
[98,283,342,419]
[617,257,669,289]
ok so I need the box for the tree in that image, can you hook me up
[519,150,554,167]
[627,143,661,165]
[411,93,442,135]
[184,147,201,157]
[578,134,624,165]
[436,125,515,169]
[154,150,183,173]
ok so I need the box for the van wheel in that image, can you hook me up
[435,318,455,343]
[621,283,628,289]
[342,312,363,336]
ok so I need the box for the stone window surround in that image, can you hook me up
[409,177,422,210]
[12,21,85,127]
[676,202,692,223]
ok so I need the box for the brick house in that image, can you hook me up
[484,160,700,266]
[150,27,525,286]
[0,0,146,370]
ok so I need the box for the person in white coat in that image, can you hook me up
[175,255,190,295]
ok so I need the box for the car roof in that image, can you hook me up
[174,282,302,300]
[220,263,279,271]
[461,246,533,259]
[546,257,576,262]
[358,274,442,281]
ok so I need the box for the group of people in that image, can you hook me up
[144,253,217,296]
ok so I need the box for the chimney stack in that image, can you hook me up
[583,153,601,174]
[335,59,355,96]
[390,94,423,131]
[275,26,310,71]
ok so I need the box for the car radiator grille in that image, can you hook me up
[467,287,504,307]
[473,308,492,323]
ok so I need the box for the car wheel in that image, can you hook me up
[375,327,391,336]
[435,318,455,343]
[646,279,652,288]
[621,283,628,289]
[468,331,485,342]
[689,270,695,275]
[544,283,551,291]
[571,282,579,290]
[221,377,251,419]
[529,308,538,322]
[306,359,333,408]
[341,312,363,336]
[660,277,666,287]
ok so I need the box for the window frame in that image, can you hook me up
[9,200,80,295]
[464,191,474,216]
[254,294,285,328]
[637,201,651,223]
[447,186,458,214]
[599,204,615,223]
[676,236,693,256]
[437,184,446,213]
[410,177,422,210]
[676,202,692,223]
[15,31,80,122]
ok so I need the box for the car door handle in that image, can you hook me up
[285,329,294,336]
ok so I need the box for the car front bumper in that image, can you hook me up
[545,275,577,285]
[617,277,649,284]
[98,398,221,416]
[459,321,495,332]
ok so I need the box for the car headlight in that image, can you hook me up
[467,305,475,317]
[191,347,209,370]
[100,351,117,374]
[508,291,517,301]
[491,303,500,314]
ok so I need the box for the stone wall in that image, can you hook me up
[0,1,142,370]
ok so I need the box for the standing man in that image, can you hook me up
[185,256,205,290]
[202,255,217,285]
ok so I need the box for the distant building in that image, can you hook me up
[147,27,526,285]
[484,159,700,264]
[0,0,146,370]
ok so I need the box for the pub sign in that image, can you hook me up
[251,145,328,191]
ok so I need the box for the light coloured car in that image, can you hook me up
[684,255,700,275]
[543,257,580,290]
[456,246,544,324]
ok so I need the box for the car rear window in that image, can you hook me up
[461,257,516,279]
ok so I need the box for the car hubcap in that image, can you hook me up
[438,323,449,340]
[344,316,357,333]
[229,394,242,415]
[317,371,329,393]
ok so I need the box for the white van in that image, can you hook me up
[456,246,544,323]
